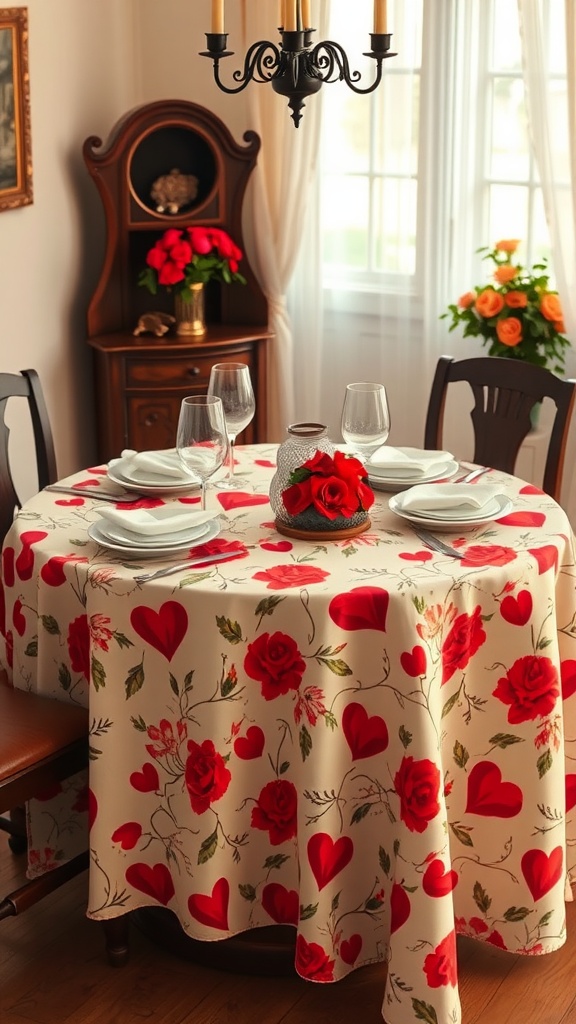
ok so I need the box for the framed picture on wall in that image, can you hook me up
[0,7,32,211]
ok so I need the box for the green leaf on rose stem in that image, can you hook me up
[489,732,524,749]
[216,615,243,644]
[537,749,553,778]
[131,715,147,732]
[169,673,179,696]
[25,638,38,657]
[263,854,290,870]
[279,760,290,774]
[41,614,60,635]
[254,595,285,617]
[58,662,71,690]
[331,892,340,913]
[412,999,439,1024]
[441,691,460,718]
[239,883,256,902]
[114,631,134,649]
[184,669,195,692]
[91,656,106,692]
[198,829,218,864]
[299,902,318,920]
[317,657,352,677]
[351,803,372,825]
[473,881,491,913]
[299,725,312,761]
[453,740,469,768]
[503,906,530,922]
[125,661,145,699]
[399,724,412,748]
[538,910,554,927]
[449,822,474,847]
[379,846,391,876]
[324,710,338,731]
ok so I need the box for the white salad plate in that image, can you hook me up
[98,505,217,538]
[88,517,221,557]
[98,519,214,550]
[388,493,513,530]
[369,458,459,492]
[107,451,198,495]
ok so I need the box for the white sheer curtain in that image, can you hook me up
[240,0,328,441]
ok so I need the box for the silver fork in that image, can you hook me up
[454,466,489,484]
[410,525,463,558]
[134,549,243,583]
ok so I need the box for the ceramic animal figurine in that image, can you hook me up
[133,312,176,337]
[150,168,199,214]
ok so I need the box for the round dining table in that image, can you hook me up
[2,444,576,1024]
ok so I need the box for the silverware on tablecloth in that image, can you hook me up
[410,525,464,558]
[45,484,137,503]
[454,466,490,484]
[134,550,244,583]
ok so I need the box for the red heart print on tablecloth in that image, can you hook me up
[260,540,293,552]
[500,589,533,626]
[340,933,362,965]
[130,601,188,661]
[55,498,85,506]
[399,550,433,562]
[519,484,544,495]
[15,531,49,581]
[562,660,576,700]
[528,545,559,575]
[188,877,230,930]
[401,645,427,677]
[329,586,388,632]
[390,882,411,933]
[422,858,458,897]
[566,774,576,812]
[130,762,160,793]
[2,547,15,587]
[342,702,388,760]
[217,492,270,511]
[498,511,546,528]
[234,725,265,760]
[12,600,26,636]
[255,459,276,468]
[308,833,354,891]
[261,882,299,924]
[126,862,175,905]
[521,847,563,901]
[111,822,143,850]
[465,761,523,817]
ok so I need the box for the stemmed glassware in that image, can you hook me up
[207,363,256,489]
[176,395,229,510]
[340,382,391,464]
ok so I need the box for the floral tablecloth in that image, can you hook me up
[2,444,576,1024]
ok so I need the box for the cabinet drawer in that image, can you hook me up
[125,352,252,388]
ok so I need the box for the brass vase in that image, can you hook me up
[174,283,206,339]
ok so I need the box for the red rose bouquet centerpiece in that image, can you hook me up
[441,240,569,373]
[273,448,375,539]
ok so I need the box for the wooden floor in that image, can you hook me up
[2,841,576,1024]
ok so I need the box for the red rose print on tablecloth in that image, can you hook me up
[465,761,523,817]
[423,930,457,988]
[67,614,90,681]
[566,775,576,812]
[308,832,354,890]
[340,933,362,965]
[493,655,559,724]
[561,660,576,700]
[441,606,486,684]
[252,564,330,590]
[528,545,559,575]
[112,822,143,850]
[460,544,517,568]
[390,882,411,932]
[188,877,230,930]
[130,762,160,793]
[261,882,299,924]
[185,739,231,814]
[399,550,434,562]
[498,510,546,528]
[126,862,175,906]
[251,779,298,845]
[394,756,441,833]
[521,847,563,901]
[244,631,306,700]
[295,934,335,981]
[15,530,49,581]
[341,702,388,760]
[500,589,533,625]
[130,601,188,661]
[234,725,265,760]
[401,645,427,677]
[329,586,388,632]
[12,599,26,636]
[422,858,459,897]
[217,491,270,511]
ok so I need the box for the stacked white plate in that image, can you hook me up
[88,506,221,557]
[388,482,513,529]
[107,449,199,496]
[366,446,459,492]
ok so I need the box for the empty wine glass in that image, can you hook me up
[176,395,229,510]
[340,382,391,464]
[207,363,256,489]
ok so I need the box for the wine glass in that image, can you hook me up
[340,382,391,465]
[176,395,229,510]
[207,363,256,489]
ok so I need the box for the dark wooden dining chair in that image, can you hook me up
[424,355,576,501]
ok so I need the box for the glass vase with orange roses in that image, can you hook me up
[441,240,569,373]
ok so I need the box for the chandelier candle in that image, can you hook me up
[201,0,397,128]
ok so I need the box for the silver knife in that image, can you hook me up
[134,550,244,583]
[45,485,137,503]
[410,525,463,558]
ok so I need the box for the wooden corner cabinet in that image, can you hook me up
[83,100,271,462]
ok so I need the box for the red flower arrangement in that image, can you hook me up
[138,226,246,296]
[282,450,375,522]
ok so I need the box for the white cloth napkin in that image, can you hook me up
[98,506,218,537]
[399,482,502,514]
[368,446,452,476]
[109,449,192,481]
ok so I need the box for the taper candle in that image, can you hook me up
[285,0,297,31]
[211,0,224,34]
[374,0,387,34]
[302,0,311,28]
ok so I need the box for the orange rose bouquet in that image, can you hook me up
[441,240,569,373]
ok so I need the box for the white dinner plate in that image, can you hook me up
[98,505,217,538]
[99,519,214,549]
[88,517,221,557]
[388,493,514,530]
[369,458,459,492]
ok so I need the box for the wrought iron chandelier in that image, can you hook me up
[201,1,396,128]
